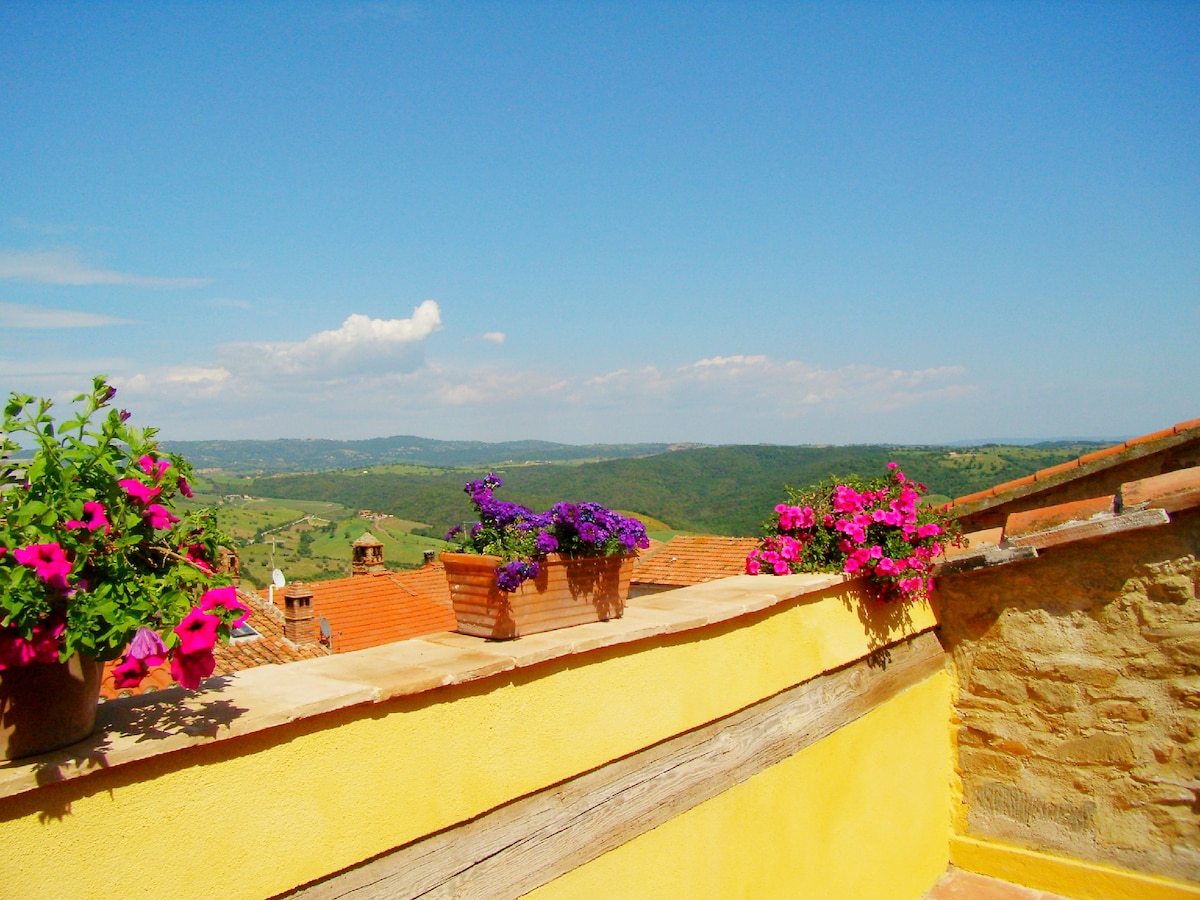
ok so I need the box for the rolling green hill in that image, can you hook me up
[227,441,1111,539]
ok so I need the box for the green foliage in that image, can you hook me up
[232,442,1104,541]
[1,377,234,663]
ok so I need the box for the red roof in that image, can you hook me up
[632,535,760,587]
[270,564,457,654]
[950,417,1200,530]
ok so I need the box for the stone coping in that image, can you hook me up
[0,571,845,802]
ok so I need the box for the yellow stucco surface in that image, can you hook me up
[0,588,938,899]
[529,671,952,900]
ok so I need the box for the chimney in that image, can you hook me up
[423,550,436,566]
[283,584,315,644]
[352,532,386,576]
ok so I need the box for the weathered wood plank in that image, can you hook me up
[933,545,1039,576]
[1006,507,1169,550]
[282,630,945,900]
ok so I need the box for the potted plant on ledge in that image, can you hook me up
[442,474,650,639]
[746,462,962,603]
[0,377,246,760]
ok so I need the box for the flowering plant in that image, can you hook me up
[0,377,246,690]
[446,473,650,592]
[746,463,961,602]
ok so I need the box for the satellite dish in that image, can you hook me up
[272,569,286,588]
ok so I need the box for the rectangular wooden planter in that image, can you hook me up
[441,552,633,640]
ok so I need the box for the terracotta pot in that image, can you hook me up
[441,552,633,640]
[0,654,103,760]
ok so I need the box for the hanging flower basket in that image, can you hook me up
[442,551,633,640]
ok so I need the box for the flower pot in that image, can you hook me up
[0,654,103,760]
[441,552,633,640]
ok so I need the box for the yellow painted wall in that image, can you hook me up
[529,671,952,900]
[0,589,944,900]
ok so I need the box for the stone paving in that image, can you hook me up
[923,867,1076,900]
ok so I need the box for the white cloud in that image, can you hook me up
[221,301,442,380]
[481,331,506,345]
[0,302,132,328]
[0,249,208,288]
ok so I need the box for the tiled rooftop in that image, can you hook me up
[950,417,1200,512]
[632,535,760,587]
[937,461,1200,575]
[269,564,458,654]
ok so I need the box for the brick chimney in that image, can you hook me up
[352,532,385,576]
[283,584,315,644]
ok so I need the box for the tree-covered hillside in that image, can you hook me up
[228,441,1110,539]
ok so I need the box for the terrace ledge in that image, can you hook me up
[0,571,857,802]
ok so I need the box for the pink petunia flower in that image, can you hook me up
[111,656,149,690]
[170,647,216,690]
[127,626,168,666]
[13,542,72,591]
[144,503,180,530]
[138,455,171,480]
[177,475,193,498]
[119,479,161,505]
[174,607,220,655]
[66,500,110,533]
[199,585,251,628]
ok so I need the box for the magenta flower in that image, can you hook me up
[170,648,216,690]
[183,543,214,574]
[0,628,35,670]
[138,455,171,480]
[177,475,193,498]
[199,585,251,628]
[13,542,72,591]
[127,626,168,666]
[174,607,220,655]
[111,656,149,690]
[144,503,180,530]
[66,500,110,533]
[119,478,161,505]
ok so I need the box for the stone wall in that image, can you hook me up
[937,508,1200,883]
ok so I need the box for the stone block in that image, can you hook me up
[1052,732,1137,766]
[1096,700,1150,723]
[1027,679,1077,712]
[1147,574,1197,605]
[969,668,1027,703]
[956,747,1021,779]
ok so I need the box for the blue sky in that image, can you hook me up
[2,2,1196,445]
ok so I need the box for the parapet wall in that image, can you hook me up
[0,574,951,900]
[937,507,1200,884]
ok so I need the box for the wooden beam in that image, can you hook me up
[283,630,945,900]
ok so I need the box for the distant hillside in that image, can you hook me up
[224,440,1113,539]
[164,435,684,473]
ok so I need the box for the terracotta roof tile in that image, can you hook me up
[1125,427,1176,447]
[1003,495,1115,539]
[952,418,1200,510]
[987,474,1035,495]
[1076,443,1126,466]
[1033,459,1080,481]
[270,565,457,654]
[632,535,761,587]
[953,488,995,506]
[1120,466,1200,513]
[942,527,1004,558]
